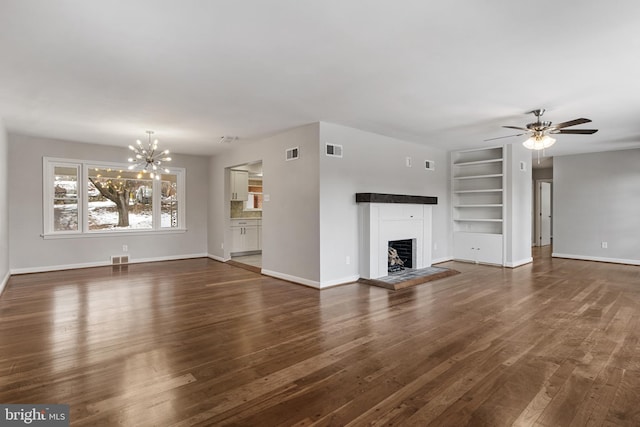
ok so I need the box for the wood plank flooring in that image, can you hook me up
[1,248,640,426]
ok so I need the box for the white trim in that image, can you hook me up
[44,157,186,236]
[552,253,640,266]
[208,253,229,262]
[0,270,10,296]
[42,228,187,239]
[320,275,360,288]
[10,253,208,275]
[261,269,321,289]
[44,159,82,236]
[432,256,454,264]
[504,257,533,268]
[260,271,359,290]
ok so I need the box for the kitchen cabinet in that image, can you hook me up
[230,219,261,253]
[230,170,248,201]
[246,177,263,210]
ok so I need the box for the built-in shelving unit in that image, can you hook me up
[451,146,505,265]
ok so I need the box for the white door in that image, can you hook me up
[540,182,551,246]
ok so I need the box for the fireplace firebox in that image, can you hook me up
[388,239,414,272]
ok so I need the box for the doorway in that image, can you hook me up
[227,161,263,269]
[535,180,552,247]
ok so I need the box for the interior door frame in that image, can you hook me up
[534,179,553,247]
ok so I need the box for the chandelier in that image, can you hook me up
[127,130,172,180]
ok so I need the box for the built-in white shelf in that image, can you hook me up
[453,173,503,180]
[451,145,505,265]
[453,158,503,166]
[454,189,503,194]
[454,218,503,222]
[454,204,503,208]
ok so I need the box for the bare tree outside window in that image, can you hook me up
[87,168,153,230]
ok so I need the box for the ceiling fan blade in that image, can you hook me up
[502,125,530,131]
[551,118,592,129]
[553,129,599,135]
[484,133,527,142]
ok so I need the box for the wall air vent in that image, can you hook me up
[111,255,130,265]
[325,143,343,158]
[424,160,435,171]
[285,147,299,161]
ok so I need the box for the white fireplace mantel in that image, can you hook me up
[358,202,433,279]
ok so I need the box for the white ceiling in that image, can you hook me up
[1,1,640,158]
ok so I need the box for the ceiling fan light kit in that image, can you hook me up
[485,108,598,151]
[523,134,556,150]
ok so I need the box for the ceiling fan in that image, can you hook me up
[486,109,598,150]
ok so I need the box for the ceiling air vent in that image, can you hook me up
[325,143,343,158]
[424,160,435,171]
[219,136,238,144]
[285,147,299,161]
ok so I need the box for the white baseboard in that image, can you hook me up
[208,253,230,263]
[432,256,454,265]
[261,269,322,289]
[320,275,360,288]
[552,253,640,266]
[12,260,111,274]
[261,270,359,289]
[0,269,9,296]
[10,253,209,275]
[128,253,208,265]
[504,257,533,268]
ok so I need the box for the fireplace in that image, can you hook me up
[357,193,437,280]
[388,239,415,272]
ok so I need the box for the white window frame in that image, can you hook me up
[44,160,83,236]
[43,157,186,239]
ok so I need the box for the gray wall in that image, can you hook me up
[554,149,640,264]
[504,143,532,266]
[208,123,321,285]
[319,122,450,285]
[533,167,553,181]
[0,121,8,294]
[8,133,209,272]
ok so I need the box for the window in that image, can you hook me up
[44,158,185,237]
[51,163,80,233]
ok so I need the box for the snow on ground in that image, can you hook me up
[54,201,174,230]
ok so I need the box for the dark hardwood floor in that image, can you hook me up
[1,248,640,426]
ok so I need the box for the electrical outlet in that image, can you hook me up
[221,243,224,249]
[346,256,350,265]
[405,157,412,167]
[601,241,608,249]
[122,244,128,252]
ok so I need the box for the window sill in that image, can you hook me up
[41,229,187,239]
